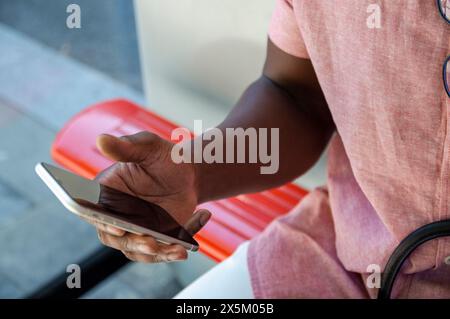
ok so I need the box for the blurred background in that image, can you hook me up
[0,0,325,298]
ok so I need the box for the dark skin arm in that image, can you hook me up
[195,39,335,202]
[88,39,335,263]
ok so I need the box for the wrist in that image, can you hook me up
[187,138,209,205]
[192,161,204,205]
[172,138,206,205]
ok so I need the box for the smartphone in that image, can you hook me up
[35,162,199,251]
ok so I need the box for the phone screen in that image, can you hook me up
[41,163,198,247]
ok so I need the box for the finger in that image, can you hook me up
[184,209,211,235]
[127,233,188,256]
[119,131,159,145]
[81,216,126,236]
[121,250,137,262]
[122,250,187,263]
[96,133,148,163]
[97,231,143,252]
[93,164,115,183]
[97,231,186,256]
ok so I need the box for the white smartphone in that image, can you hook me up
[35,162,199,251]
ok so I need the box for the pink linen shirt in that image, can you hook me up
[248,0,450,298]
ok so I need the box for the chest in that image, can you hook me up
[295,0,449,147]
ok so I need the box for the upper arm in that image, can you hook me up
[263,39,334,132]
[263,0,333,130]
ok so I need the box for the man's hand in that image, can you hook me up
[83,39,332,263]
[85,131,211,263]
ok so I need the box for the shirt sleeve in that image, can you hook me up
[268,0,310,59]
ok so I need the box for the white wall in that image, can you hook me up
[134,0,274,128]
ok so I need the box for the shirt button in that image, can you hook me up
[444,256,450,265]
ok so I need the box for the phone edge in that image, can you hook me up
[35,162,199,252]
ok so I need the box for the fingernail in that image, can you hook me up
[199,212,211,226]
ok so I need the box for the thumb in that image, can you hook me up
[96,134,146,163]
[184,209,212,235]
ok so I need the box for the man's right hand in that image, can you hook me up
[84,131,211,263]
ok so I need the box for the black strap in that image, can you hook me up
[378,219,450,299]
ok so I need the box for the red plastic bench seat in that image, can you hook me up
[52,99,308,262]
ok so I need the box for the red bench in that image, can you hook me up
[52,99,308,262]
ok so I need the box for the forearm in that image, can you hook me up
[194,75,334,203]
